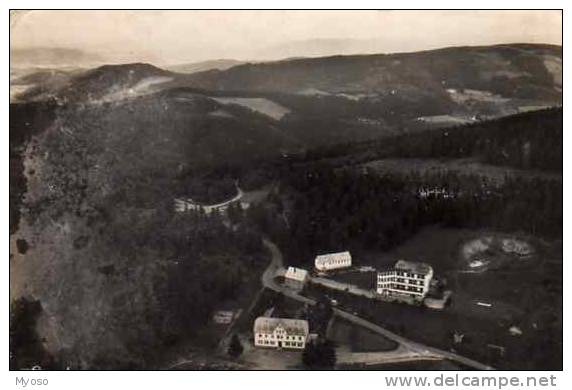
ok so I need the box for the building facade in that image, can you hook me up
[314,251,352,272]
[284,266,309,289]
[253,317,309,349]
[376,260,434,301]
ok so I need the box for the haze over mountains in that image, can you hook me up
[166,59,245,74]
[11,44,562,150]
[11,47,104,68]
[254,38,422,59]
[10,39,401,69]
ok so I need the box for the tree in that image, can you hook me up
[227,202,243,226]
[228,334,244,358]
[318,339,337,368]
[10,298,58,370]
[302,341,318,367]
[302,339,336,369]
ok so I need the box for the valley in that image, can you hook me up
[9,43,562,371]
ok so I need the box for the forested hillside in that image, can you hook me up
[300,108,562,172]
[246,108,563,267]
[9,92,275,369]
[382,108,562,171]
[262,169,561,267]
[10,42,562,370]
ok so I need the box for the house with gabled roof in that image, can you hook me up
[284,266,309,289]
[253,317,309,350]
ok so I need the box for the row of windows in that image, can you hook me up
[257,333,304,341]
[320,259,350,266]
[256,339,304,347]
[379,284,424,293]
[396,278,424,286]
[283,341,304,347]
[396,271,424,279]
[378,271,425,279]
[377,277,423,286]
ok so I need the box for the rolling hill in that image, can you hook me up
[185,44,561,97]
[11,44,562,147]
[166,59,245,74]
[9,42,562,370]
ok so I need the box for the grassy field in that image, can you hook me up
[329,270,376,290]
[328,317,398,352]
[211,97,291,120]
[305,226,562,370]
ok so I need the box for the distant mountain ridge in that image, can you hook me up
[185,43,562,98]
[10,47,104,67]
[166,59,245,74]
[12,44,562,148]
[16,63,175,103]
[255,38,396,60]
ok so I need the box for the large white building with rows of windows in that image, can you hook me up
[376,260,434,301]
[314,251,352,272]
[253,317,309,349]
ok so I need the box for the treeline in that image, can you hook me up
[298,108,562,172]
[384,108,562,171]
[261,168,561,266]
[10,298,60,370]
[86,199,268,367]
[176,173,237,204]
[9,101,57,233]
[152,212,268,347]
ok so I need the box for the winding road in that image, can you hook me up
[260,238,493,370]
[175,185,244,213]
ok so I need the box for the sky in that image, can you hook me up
[10,10,563,65]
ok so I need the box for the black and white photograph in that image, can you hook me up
[8,7,563,381]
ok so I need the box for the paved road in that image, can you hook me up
[261,238,315,305]
[260,239,493,370]
[175,186,244,213]
[311,276,377,299]
[335,344,441,366]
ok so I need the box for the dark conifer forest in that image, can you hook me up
[251,108,562,267]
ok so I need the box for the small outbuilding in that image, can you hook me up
[284,266,309,289]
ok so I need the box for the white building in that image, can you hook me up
[377,260,434,302]
[173,187,244,215]
[253,317,309,350]
[284,266,309,289]
[314,251,352,272]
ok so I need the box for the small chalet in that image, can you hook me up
[284,266,309,289]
